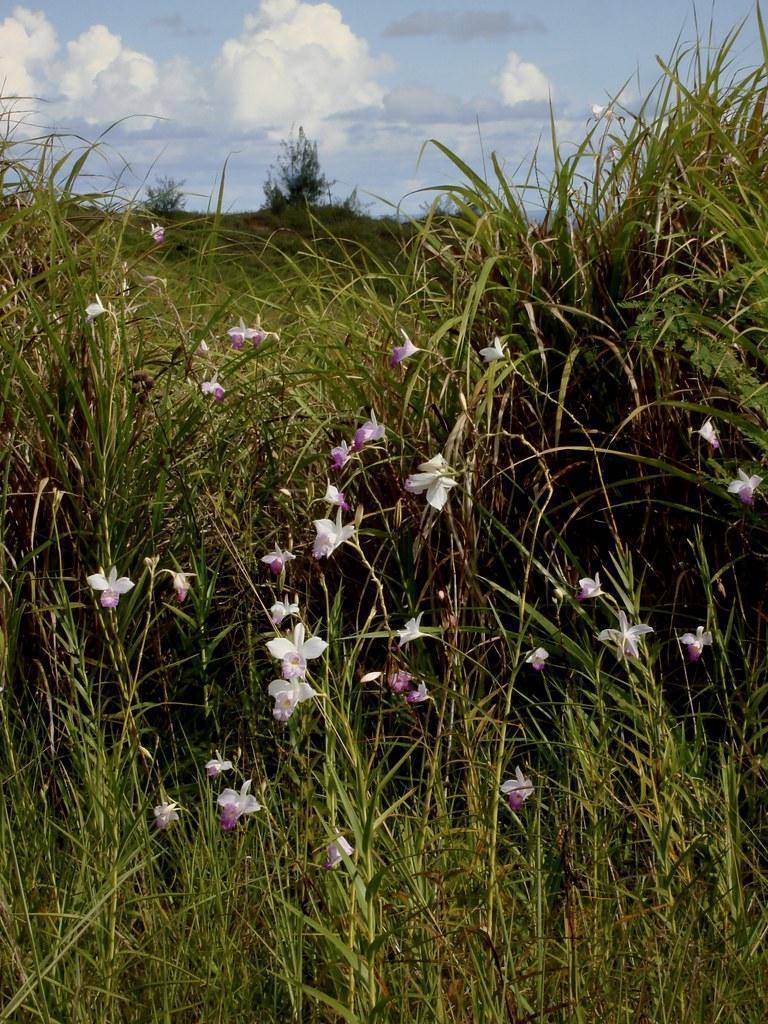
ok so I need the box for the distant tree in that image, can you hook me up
[145,176,186,216]
[263,127,334,211]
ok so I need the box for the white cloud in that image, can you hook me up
[498,51,551,106]
[214,1,387,144]
[0,6,57,96]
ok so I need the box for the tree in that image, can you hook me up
[263,127,333,211]
[145,176,186,216]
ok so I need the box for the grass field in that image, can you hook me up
[1,17,768,1024]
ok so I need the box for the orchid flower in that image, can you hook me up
[150,223,165,244]
[324,833,354,869]
[154,801,180,829]
[479,336,505,363]
[324,482,350,511]
[680,625,713,662]
[698,419,720,450]
[166,569,193,603]
[397,613,425,647]
[227,319,270,350]
[196,340,210,354]
[261,544,296,575]
[405,454,457,511]
[206,752,233,778]
[577,573,602,601]
[388,669,412,693]
[501,767,534,811]
[728,469,762,505]
[201,375,224,401]
[598,610,654,658]
[525,647,549,671]
[266,622,328,679]
[352,410,385,451]
[330,440,351,470]
[268,677,317,722]
[406,681,429,704]
[87,566,135,608]
[312,507,355,559]
[390,328,420,367]
[217,779,261,831]
[85,297,106,322]
[270,595,300,626]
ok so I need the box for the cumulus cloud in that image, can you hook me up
[214,0,387,143]
[380,85,549,125]
[0,6,57,96]
[498,51,551,106]
[383,9,545,40]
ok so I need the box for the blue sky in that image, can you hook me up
[0,1,760,212]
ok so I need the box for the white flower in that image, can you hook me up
[205,752,233,778]
[324,833,354,869]
[478,336,505,363]
[598,610,654,659]
[323,482,350,510]
[86,566,135,608]
[85,296,106,322]
[397,613,425,647]
[312,507,355,559]
[727,469,762,506]
[167,570,193,603]
[270,595,300,627]
[405,454,457,511]
[268,678,317,722]
[217,780,261,830]
[698,419,720,450]
[525,647,549,671]
[154,801,180,829]
[501,767,534,810]
[196,340,210,354]
[266,622,328,679]
[577,573,602,600]
[679,625,713,662]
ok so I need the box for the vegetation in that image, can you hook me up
[263,126,335,211]
[145,175,187,216]
[1,16,768,1024]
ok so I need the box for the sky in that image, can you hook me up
[0,0,761,213]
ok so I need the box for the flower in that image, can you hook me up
[261,544,296,575]
[324,482,350,511]
[680,625,713,662]
[266,622,328,679]
[501,767,534,811]
[268,677,317,722]
[390,328,420,367]
[85,297,106,322]
[201,375,224,401]
[525,647,549,671]
[577,573,602,601]
[479,336,505,363]
[312,507,355,559]
[217,780,261,831]
[154,801,180,829]
[405,454,457,511]
[270,595,300,626]
[698,419,720,450]
[728,469,762,505]
[330,440,351,470]
[591,103,614,121]
[397,613,425,647]
[598,610,654,658]
[206,752,233,778]
[196,340,210,354]
[227,319,270,350]
[87,566,135,608]
[388,669,412,693]
[150,223,165,244]
[406,681,429,704]
[167,570,193,603]
[352,411,385,451]
[324,833,354,869]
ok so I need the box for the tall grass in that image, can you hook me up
[1,18,768,1023]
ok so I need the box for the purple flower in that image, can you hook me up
[324,482,350,511]
[150,223,165,244]
[331,440,351,470]
[217,780,261,831]
[201,375,224,401]
[154,801,179,829]
[680,625,713,662]
[390,328,419,368]
[86,566,135,608]
[324,833,354,869]
[577,573,602,601]
[388,669,412,694]
[268,678,317,721]
[405,681,429,704]
[205,752,233,778]
[728,469,762,505]
[266,623,328,680]
[524,647,549,671]
[352,410,385,451]
[501,767,533,811]
[261,545,296,575]
[698,419,719,451]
